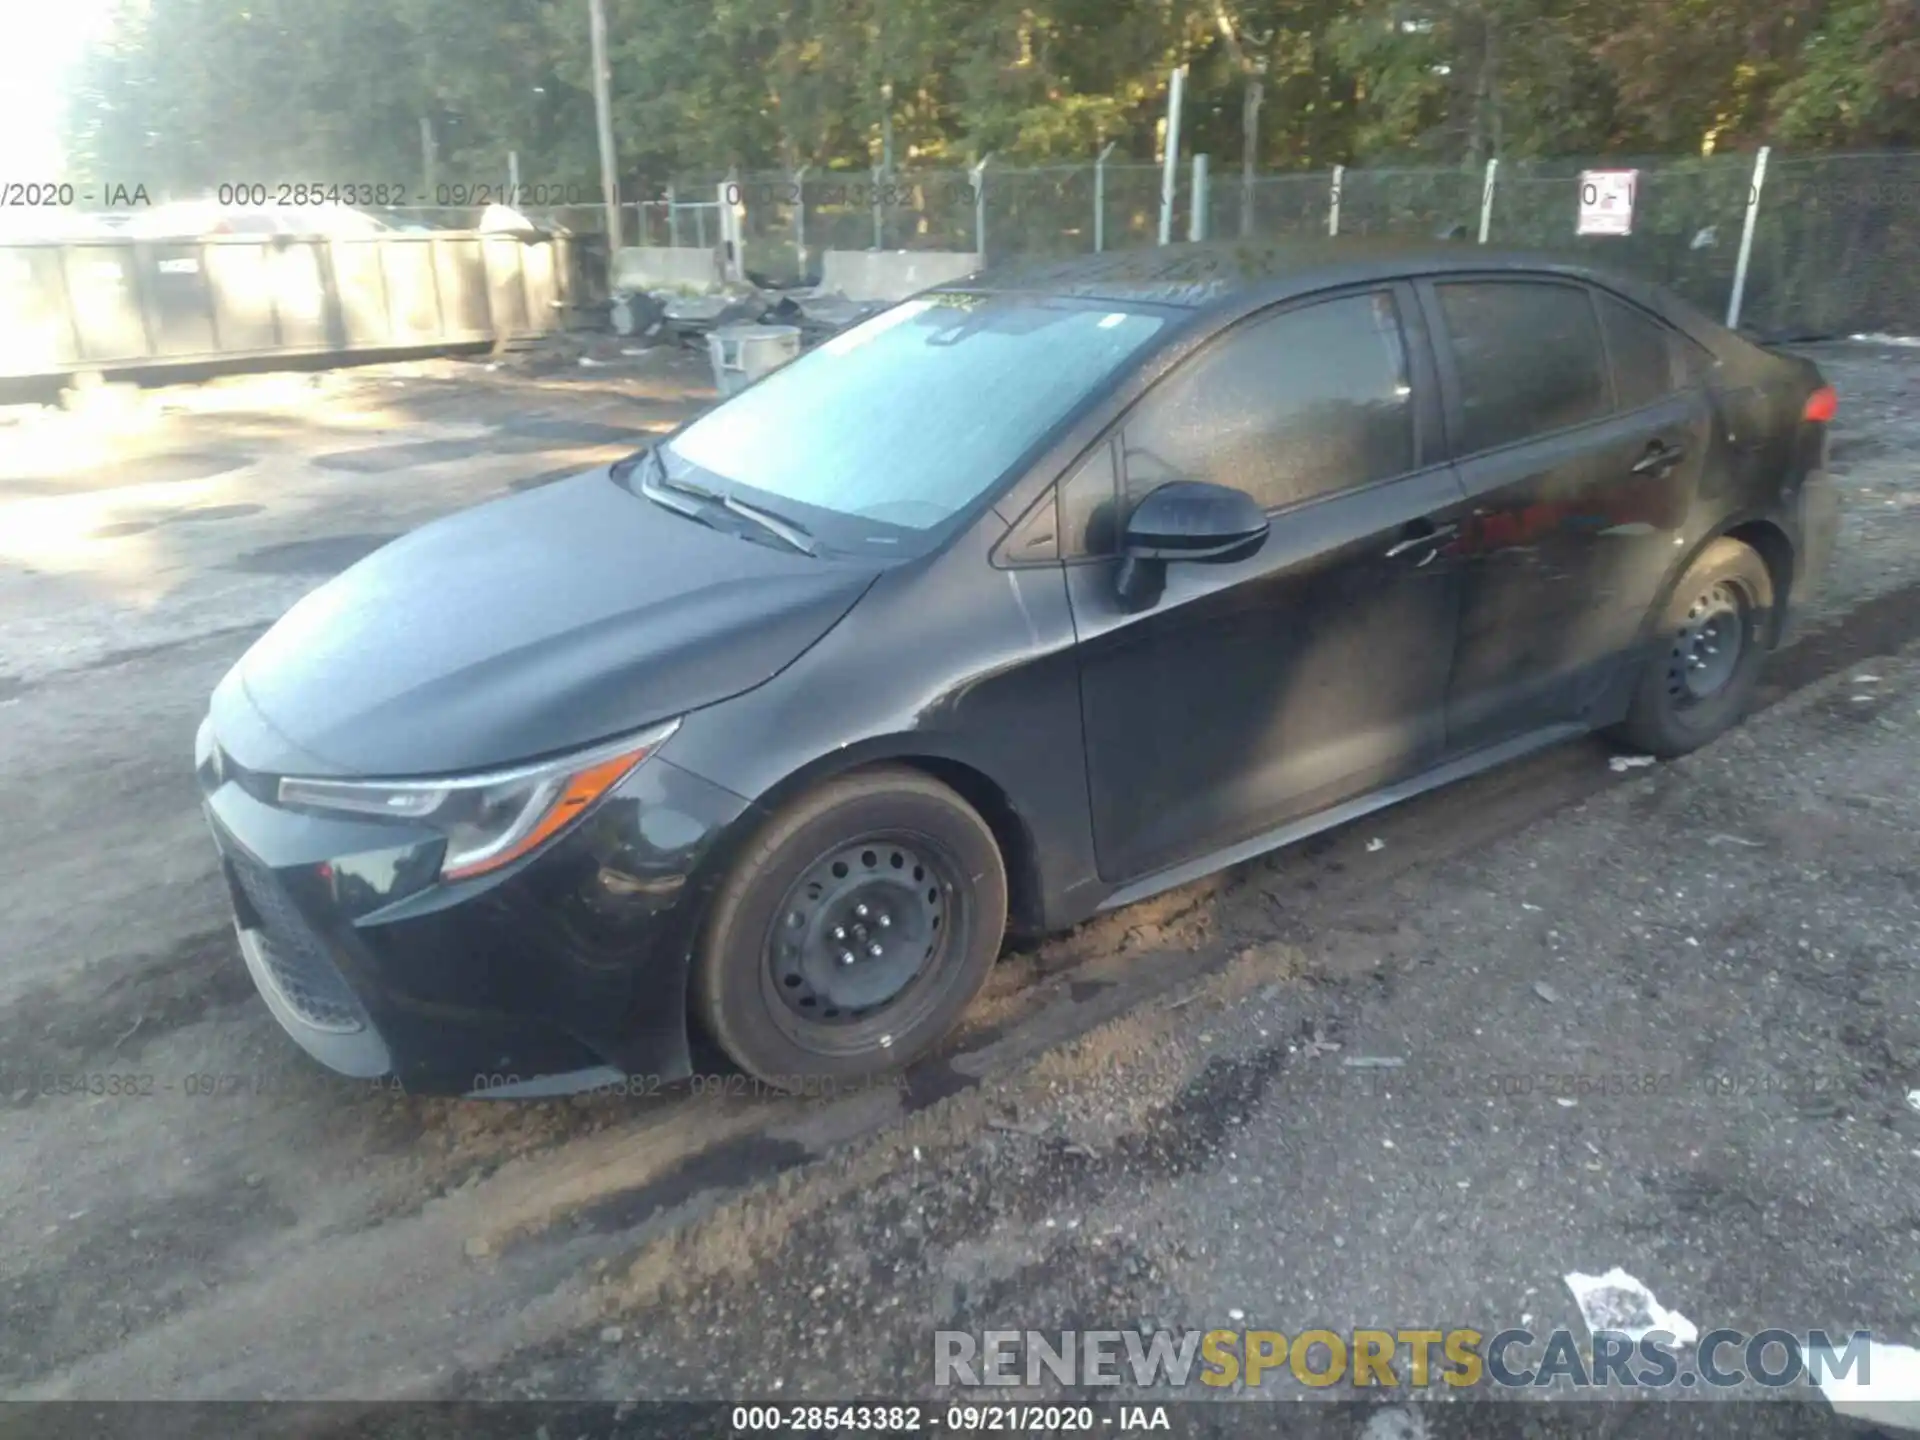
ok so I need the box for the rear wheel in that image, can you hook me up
[693,768,1007,1088]
[1608,537,1774,758]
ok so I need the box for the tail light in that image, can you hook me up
[1802,385,1838,423]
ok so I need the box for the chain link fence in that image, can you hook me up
[578,150,1920,337]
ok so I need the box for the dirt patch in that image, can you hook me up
[1,1181,297,1387]
[1,929,256,1100]
[226,534,399,575]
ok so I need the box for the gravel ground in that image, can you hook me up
[0,338,1915,1428]
[471,641,1920,1420]
[1788,341,1920,625]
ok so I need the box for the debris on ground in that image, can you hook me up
[1818,1338,1920,1430]
[1609,755,1657,772]
[1564,1267,1699,1345]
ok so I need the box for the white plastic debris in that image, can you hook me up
[1359,1407,1432,1440]
[1609,755,1657,773]
[1689,226,1718,250]
[1817,1339,1920,1430]
[1533,981,1562,1004]
[1855,674,1882,683]
[1906,1090,1920,1113]
[1366,837,1386,852]
[579,356,605,368]
[1850,333,1920,347]
[1564,1268,1699,1346]
[1556,1097,1579,1108]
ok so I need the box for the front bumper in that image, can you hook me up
[198,727,750,1096]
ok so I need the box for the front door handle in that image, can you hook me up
[1631,441,1686,476]
[1384,520,1459,561]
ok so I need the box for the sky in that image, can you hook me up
[0,0,120,176]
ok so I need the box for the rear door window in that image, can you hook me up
[1116,290,1416,516]
[1596,291,1706,411]
[1435,281,1610,454]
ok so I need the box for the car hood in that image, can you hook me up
[214,467,880,777]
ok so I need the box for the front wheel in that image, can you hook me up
[1608,537,1775,758]
[692,767,1007,1088]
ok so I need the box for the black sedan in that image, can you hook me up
[196,241,1840,1096]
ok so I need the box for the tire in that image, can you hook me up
[1607,537,1775,758]
[692,767,1008,1088]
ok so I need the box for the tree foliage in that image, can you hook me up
[62,0,1920,196]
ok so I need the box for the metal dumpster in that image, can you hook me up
[0,230,575,381]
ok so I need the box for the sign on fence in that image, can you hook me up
[1577,169,1637,235]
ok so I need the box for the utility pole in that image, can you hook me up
[1240,73,1262,237]
[420,116,438,202]
[588,0,623,261]
[881,79,895,174]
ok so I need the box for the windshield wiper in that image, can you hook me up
[644,448,721,500]
[637,451,727,527]
[721,494,816,556]
[639,447,816,556]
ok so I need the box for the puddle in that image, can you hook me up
[226,534,396,575]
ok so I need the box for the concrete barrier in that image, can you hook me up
[610,245,723,293]
[818,250,981,303]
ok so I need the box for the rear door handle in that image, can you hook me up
[1631,441,1686,476]
[1384,520,1458,560]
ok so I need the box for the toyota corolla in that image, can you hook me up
[196,241,1839,1096]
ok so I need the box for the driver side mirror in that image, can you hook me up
[1115,480,1270,611]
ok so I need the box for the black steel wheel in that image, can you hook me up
[693,768,1007,1086]
[1666,577,1750,708]
[1610,537,1775,758]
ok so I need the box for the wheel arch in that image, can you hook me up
[1643,515,1796,651]
[1720,517,1795,645]
[704,737,1048,941]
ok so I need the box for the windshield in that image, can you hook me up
[663,295,1166,541]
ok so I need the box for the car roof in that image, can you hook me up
[947,238,1686,319]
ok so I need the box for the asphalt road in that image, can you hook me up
[0,341,1916,1432]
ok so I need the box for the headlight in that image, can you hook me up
[276,718,680,881]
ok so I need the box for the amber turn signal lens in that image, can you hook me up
[440,746,652,881]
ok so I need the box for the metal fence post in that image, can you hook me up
[1189,154,1209,241]
[1728,146,1771,330]
[1478,158,1499,244]
[872,164,885,251]
[1094,143,1115,252]
[972,155,992,261]
[1329,164,1344,237]
[793,165,808,280]
[719,172,745,282]
[667,184,681,248]
[1159,64,1186,245]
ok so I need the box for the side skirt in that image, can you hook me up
[1094,722,1592,914]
